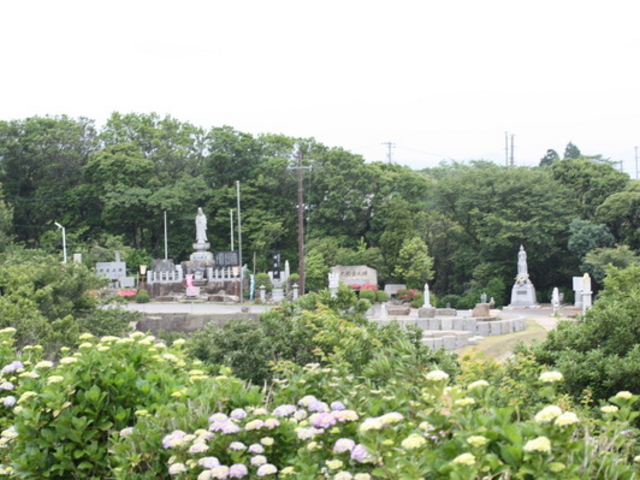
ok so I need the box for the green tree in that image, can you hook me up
[429,161,576,296]
[84,143,156,248]
[550,157,628,219]
[392,237,434,288]
[582,244,640,282]
[596,181,640,248]
[0,115,98,245]
[539,148,559,166]
[567,218,615,259]
[304,248,329,292]
[563,141,581,159]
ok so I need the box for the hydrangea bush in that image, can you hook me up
[152,367,640,479]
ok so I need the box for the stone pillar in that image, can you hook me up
[259,285,266,303]
[581,273,592,315]
[292,283,299,300]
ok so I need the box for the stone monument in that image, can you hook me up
[422,283,432,308]
[551,287,560,314]
[509,245,538,307]
[188,208,214,282]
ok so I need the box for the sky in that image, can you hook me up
[2,1,640,176]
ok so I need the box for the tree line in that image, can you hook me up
[0,113,638,305]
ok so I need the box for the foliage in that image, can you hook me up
[567,218,615,259]
[596,181,640,249]
[4,334,204,478]
[582,244,640,283]
[189,286,447,386]
[157,362,638,480]
[357,289,376,303]
[135,289,151,303]
[374,290,388,303]
[303,249,329,292]
[428,162,577,298]
[392,236,434,289]
[396,289,418,304]
[550,157,628,220]
[254,273,272,292]
[532,265,640,402]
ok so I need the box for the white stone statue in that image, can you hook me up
[517,245,528,279]
[195,207,208,243]
[423,283,432,308]
[551,287,560,314]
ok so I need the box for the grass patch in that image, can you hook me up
[455,318,548,361]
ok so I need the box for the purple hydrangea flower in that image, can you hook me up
[330,401,346,411]
[333,438,356,454]
[229,441,247,451]
[0,382,14,391]
[250,455,267,466]
[198,457,221,469]
[162,430,186,449]
[229,463,248,478]
[248,443,264,454]
[351,444,374,463]
[308,400,329,413]
[1,361,23,374]
[310,412,337,429]
[230,408,248,420]
[208,413,229,423]
[221,422,241,434]
[272,404,297,417]
[2,396,16,407]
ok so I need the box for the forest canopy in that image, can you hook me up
[0,113,636,304]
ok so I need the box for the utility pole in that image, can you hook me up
[382,142,396,163]
[505,132,509,167]
[287,148,313,295]
[230,209,234,251]
[236,181,243,302]
[510,133,515,166]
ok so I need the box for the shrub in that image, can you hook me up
[437,294,460,309]
[411,292,424,309]
[254,272,272,292]
[396,288,418,304]
[135,289,151,303]
[6,333,219,478]
[375,290,388,303]
[533,265,640,402]
[358,289,376,302]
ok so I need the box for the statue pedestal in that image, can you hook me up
[193,242,210,251]
[509,281,537,307]
[190,251,214,263]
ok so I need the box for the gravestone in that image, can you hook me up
[572,276,583,308]
[384,284,406,296]
[96,251,129,288]
[509,245,538,307]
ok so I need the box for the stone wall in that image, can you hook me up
[136,312,260,334]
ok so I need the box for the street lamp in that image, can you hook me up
[54,222,67,264]
[139,264,147,290]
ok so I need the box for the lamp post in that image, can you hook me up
[54,222,67,264]
[139,264,147,290]
[232,265,239,299]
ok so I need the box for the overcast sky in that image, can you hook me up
[2,1,639,175]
